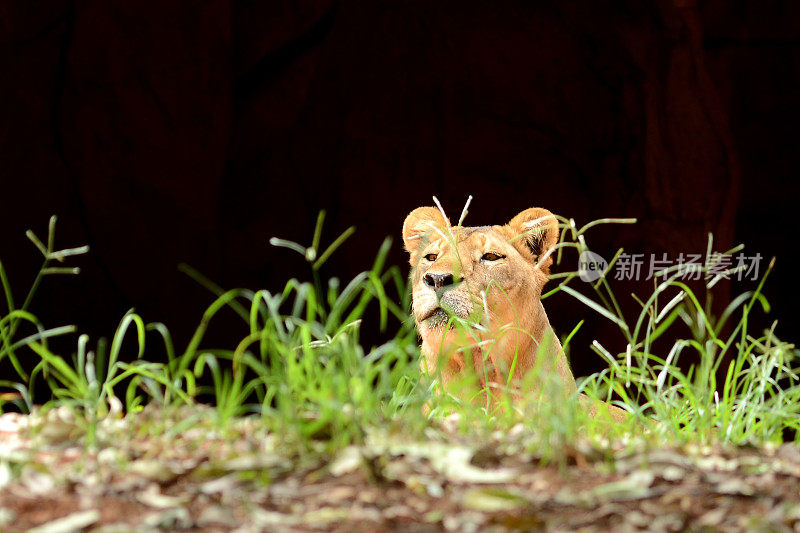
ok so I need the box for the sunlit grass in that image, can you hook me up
[1,209,798,457]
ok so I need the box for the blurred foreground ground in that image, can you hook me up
[2,408,800,532]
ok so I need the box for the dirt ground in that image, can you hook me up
[2,408,800,532]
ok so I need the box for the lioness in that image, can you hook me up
[403,205,625,422]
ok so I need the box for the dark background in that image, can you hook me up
[1,1,798,378]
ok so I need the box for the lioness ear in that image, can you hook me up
[507,207,559,274]
[402,206,451,264]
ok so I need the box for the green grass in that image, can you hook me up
[1,210,798,458]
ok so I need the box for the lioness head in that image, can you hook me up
[402,205,576,400]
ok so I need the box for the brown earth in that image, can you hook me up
[2,409,800,532]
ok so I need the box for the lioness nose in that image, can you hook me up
[423,272,455,291]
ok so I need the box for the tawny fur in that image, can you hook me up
[402,205,626,422]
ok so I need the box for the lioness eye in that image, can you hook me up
[482,252,504,261]
[424,253,437,262]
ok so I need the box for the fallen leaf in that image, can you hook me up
[463,488,529,512]
[587,470,655,501]
[27,510,99,533]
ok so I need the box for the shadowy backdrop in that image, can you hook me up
[1,1,798,377]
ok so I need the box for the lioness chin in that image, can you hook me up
[402,205,626,423]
